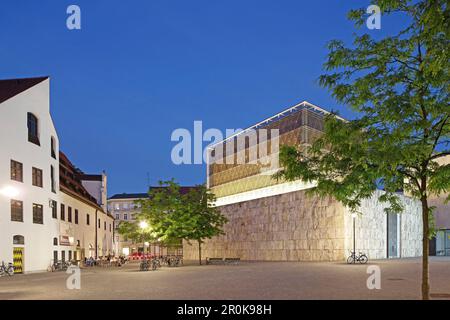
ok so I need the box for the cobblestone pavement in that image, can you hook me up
[0,257,449,300]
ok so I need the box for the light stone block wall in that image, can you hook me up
[343,190,422,260]
[399,196,423,258]
[184,190,347,261]
[184,189,423,262]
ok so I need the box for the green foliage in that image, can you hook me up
[278,0,449,215]
[277,0,448,300]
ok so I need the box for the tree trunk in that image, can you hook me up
[421,196,430,300]
[198,240,202,265]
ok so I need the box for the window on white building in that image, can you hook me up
[51,200,57,219]
[13,235,25,245]
[32,167,43,187]
[32,203,43,224]
[11,200,23,222]
[10,160,23,182]
[51,165,56,193]
[27,112,40,145]
[51,137,56,159]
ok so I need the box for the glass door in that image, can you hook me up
[387,213,399,258]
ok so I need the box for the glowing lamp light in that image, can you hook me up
[139,221,148,229]
[144,242,150,247]
[0,186,20,198]
[351,213,357,219]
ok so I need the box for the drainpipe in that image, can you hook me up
[95,209,98,259]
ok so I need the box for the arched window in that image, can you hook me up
[27,112,40,145]
[51,136,56,158]
[13,235,25,245]
[53,237,58,246]
[77,240,80,247]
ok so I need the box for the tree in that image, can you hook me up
[182,184,229,265]
[139,180,228,265]
[276,0,449,300]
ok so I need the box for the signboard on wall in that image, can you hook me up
[59,222,75,246]
[60,235,71,246]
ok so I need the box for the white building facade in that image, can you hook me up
[0,77,114,273]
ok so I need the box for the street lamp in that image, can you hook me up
[139,221,149,259]
[351,213,357,264]
[144,241,150,257]
[139,221,148,229]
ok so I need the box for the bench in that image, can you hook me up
[206,258,224,265]
[224,258,240,265]
[206,257,240,265]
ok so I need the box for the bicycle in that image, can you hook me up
[347,251,368,264]
[48,260,67,272]
[140,259,149,271]
[168,256,182,267]
[151,258,161,271]
[0,261,14,276]
[63,260,73,270]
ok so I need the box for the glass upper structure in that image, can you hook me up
[207,101,343,199]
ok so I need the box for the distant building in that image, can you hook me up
[59,152,114,261]
[429,155,450,256]
[0,77,114,273]
[79,172,108,212]
[108,193,148,256]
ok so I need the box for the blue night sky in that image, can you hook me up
[0,1,408,195]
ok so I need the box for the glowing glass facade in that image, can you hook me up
[208,101,337,199]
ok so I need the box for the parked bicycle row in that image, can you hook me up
[45,254,184,272]
[139,255,183,271]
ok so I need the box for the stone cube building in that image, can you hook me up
[183,101,422,262]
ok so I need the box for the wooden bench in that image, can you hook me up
[224,258,240,264]
[206,257,241,265]
[206,257,224,265]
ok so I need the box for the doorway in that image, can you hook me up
[387,213,399,258]
[13,247,24,274]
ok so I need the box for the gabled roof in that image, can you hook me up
[0,76,48,104]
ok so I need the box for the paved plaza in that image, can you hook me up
[0,257,449,300]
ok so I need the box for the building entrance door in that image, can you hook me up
[387,214,399,258]
[13,247,24,274]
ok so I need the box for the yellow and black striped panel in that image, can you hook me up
[13,247,24,274]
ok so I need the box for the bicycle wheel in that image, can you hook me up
[359,255,368,264]
[346,256,355,264]
[7,266,14,276]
